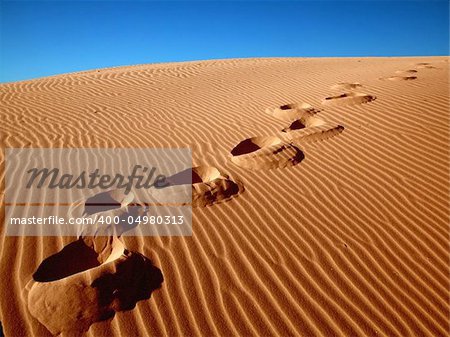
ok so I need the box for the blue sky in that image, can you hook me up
[0,1,448,83]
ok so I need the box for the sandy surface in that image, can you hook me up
[0,56,449,336]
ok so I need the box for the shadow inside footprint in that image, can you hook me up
[380,76,417,81]
[282,116,326,132]
[231,136,281,156]
[283,119,307,131]
[33,239,101,282]
[91,253,163,312]
[84,190,134,216]
[279,103,310,110]
[395,70,417,74]
[231,139,265,156]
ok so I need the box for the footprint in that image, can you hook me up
[322,92,376,106]
[280,109,344,143]
[379,76,417,81]
[69,190,146,237]
[166,166,244,207]
[330,82,362,90]
[24,236,163,336]
[415,62,437,69]
[284,124,345,144]
[395,70,417,74]
[230,136,304,170]
[417,64,437,69]
[265,102,319,122]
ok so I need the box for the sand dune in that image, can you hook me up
[0,56,449,336]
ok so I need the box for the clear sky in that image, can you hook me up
[0,1,448,83]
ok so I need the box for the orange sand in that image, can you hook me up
[0,57,449,336]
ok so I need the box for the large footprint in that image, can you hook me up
[24,192,163,336]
